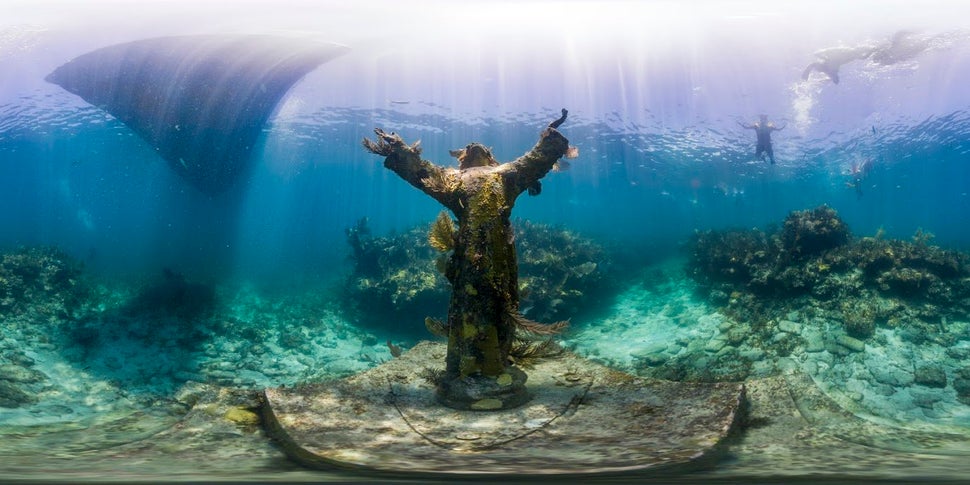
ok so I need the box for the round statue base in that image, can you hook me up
[261,341,745,477]
[436,366,530,411]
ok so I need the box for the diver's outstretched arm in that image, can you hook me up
[774,122,787,131]
[363,129,459,210]
[737,120,754,129]
[501,112,570,199]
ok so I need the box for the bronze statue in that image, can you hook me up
[363,110,571,410]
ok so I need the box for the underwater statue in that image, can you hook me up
[362,110,571,410]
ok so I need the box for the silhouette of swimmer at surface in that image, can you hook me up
[846,157,873,198]
[802,31,945,85]
[738,115,786,164]
[801,44,875,84]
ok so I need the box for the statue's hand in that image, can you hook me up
[361,128,398,156]
[548,108,568,129]
[362,128,421,157]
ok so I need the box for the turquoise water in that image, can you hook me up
[3,1,970,482]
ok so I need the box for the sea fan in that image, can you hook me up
[508,310,569,337]
[419,367,446,385]
[428,210,456,252]
[509,339,564,368]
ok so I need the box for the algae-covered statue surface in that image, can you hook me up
[362,110,571,410]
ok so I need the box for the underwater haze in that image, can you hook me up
[2,0,968,283]
[3,0,970,482]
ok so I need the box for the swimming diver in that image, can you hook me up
[846,157,873,199]
[738,115,786,164]
[801,44,875,84]
[802,31,943,85]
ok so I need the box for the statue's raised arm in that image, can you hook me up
[362,129,458,210]
[500,109,571,199]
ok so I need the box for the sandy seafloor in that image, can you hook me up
[2,257,970,483]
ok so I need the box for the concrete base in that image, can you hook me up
[261,341,745,477]
[436,366,530,411]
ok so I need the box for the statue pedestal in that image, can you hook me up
[261,341,745,477]
[436,366,530,411]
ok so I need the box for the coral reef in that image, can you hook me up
[0,246,86,317]
[566,245,970,427]
[344,219,450,336]
[514,220,614,322]
[0,247,90,408]
[344,218,613,337]
[780,205,850,259]
[687,205,970,348]
[0,244,391,410]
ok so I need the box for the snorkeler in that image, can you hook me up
[738,115,786,164]
[801,44,875,84]
[802,31,945,85]
[846,157,873,198]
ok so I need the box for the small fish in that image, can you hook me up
[386,339,403,358]
[565,145,580,159]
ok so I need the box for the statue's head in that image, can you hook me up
[450,143,499,170]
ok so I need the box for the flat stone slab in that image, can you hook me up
[261,341,745,477]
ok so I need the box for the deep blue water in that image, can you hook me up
[2,1,970,287]
[3,98,970,287]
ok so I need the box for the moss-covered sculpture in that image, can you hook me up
[362,110,570,410]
